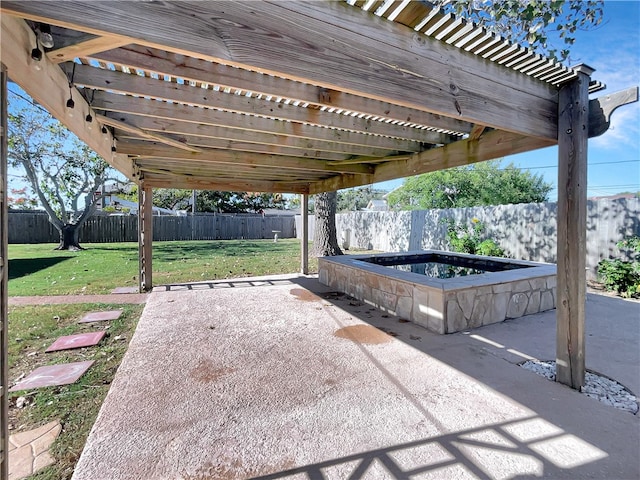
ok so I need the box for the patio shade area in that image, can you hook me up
[70,276,639,479]
[0,1,638,476]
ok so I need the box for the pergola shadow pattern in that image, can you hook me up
[0,1,637,476]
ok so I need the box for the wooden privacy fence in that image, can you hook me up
[8,212,296,243]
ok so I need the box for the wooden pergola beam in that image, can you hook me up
[72,64,454,145]
[102,112,397,158]
[308,130,553,193]
[118,134,351,162]
[92,45,474,135]
[0,63,9,480]
[141,174,309,194]
[120,144,375,176]
[1,1,559,139]
[556,65,592,389]
[97,115,202,153]
[138,184,152,292]
[47,36,130,63]
[91,92,420,153]
[0,15,137,181]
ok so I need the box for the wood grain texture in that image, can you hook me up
[141,174,309,194]
[556,72,590,389]
[138,185,152,292]
[97,115,202,153]
[102,112,397,159]
[73,64,452,145]
[0,63,9,480]
[308,129,553,193]
[588,87,639,138]
[91,92,419,152]
[48,36,130,63]
[1,1,559,139]
[0,15,136,180]
[120,144,374,175]
[117,133,350,162]
[301,194,309,275]
[92,45,473,134]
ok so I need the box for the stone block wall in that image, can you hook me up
[319,254,556,335]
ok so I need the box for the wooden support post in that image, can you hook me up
[301,194,309,275]
[138,184,153,292]
[556,64,593,389]
[0,63,9,480]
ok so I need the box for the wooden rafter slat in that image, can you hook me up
[119,144,376,176]
[0,15,136,180]
[71,63,453,145]
[117,133,351,162]
[308,129,555,194]
[0,1,559,140]
[97,114,203,153]
[141,174,310,194]
[91,93,422,152]
[104,112,397,158]
[90,46,472,135]
[47,36,130,63]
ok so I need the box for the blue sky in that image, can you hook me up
[376,1,640,200]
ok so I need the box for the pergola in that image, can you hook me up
[0,1,636,475]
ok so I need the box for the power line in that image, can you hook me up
[517,159,639,170]
[7,88,50,115]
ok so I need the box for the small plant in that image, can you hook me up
[597,236,640,298]
[445,218,505,257]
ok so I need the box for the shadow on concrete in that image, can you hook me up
[276,276,639,479]
[254,416,607,479]
[119,275,639,479]
[8,256,72,280]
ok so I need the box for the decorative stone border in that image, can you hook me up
[319,250,557,334]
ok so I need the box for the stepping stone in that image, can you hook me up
[79,309,122,324]
[46,331,106,353]
[8,420,61,480]
[111,286,139,294]
[9,361,94,392]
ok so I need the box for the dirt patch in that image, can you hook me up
[289,288,322,302]
[334,325,393,345]
[189,359,235,383]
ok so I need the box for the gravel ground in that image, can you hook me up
[521,360,639,414]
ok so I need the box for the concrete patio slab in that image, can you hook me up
[45,331,106,352]
[8,420,61,480]
[111,286,140,294]
[72,275,639,479]
[10,361,94,392]
[78,309,122,323]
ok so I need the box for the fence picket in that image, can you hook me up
[8,212,296,243]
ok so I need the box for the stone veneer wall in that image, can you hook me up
[444,275,556,334]
[319,256,556,334]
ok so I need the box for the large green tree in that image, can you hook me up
[147,188,286,213]
[312,1,601,256]
[8,91,115,250]
[387,160,552,210]
[337,186,387,212]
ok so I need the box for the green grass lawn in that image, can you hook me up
[8,303,144,480]
[9,239,317,296]
[5,238,332,477]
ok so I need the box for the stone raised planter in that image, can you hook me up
[319,250,556,334]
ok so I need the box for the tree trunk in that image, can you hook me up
[55,223,83,251]
[311,191,343,257]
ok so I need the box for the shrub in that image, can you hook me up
[445,218,505,257]
[597,236,640,298]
